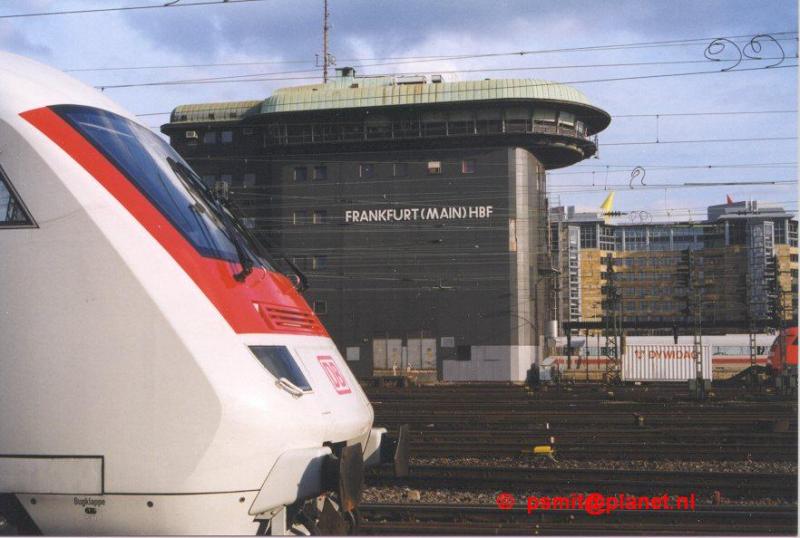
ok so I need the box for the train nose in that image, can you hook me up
[247,428,407,530]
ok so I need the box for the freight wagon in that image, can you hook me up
[548,334,776,381]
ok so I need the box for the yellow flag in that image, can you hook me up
[600,192,615,213]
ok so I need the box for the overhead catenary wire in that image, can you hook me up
[169,132,798,169]
[601,136,796,146]
[0,0,268,19]
[95,61,798,90]
[138,107,798,118]
[92,55,793,88]
[227,178,794,203]
[179,152,798,170]
[614,109,797,118]
[63,30,798,72]
[236,227,799,275]
[158,185,796,220]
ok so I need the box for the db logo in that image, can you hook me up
[496,492,516,510]
[317,355,352,395]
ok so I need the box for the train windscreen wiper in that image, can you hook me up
[167,159,255,282]
[218,195,309,292]
[228,225,254,282]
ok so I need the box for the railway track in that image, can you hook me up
[370,386,797,460]
[364,383,795,404]
[367,465,799,499]
[356,503,798,535]
[403,430,796,460]
[406,442,795,460]
[373,421,797,460]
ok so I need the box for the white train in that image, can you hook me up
[0,51,404,535]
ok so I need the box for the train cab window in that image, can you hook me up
[0,167,34,227]
[249,346,312,391]
[53,105,270,269]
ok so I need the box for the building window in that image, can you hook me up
[313,165,328,181]
[313,300,327,315]
[201,174,217,188]
[791,254,798,262]
[393,163,408,177]
[292,210,307,225]
[599,225,615,251]
[579,224,597,249]
[243,173,256,187]
[775,220,787,244]
[533,109,557,127]
[427,161,442,175]
[461,159,476,174]
[293,167,308,182]
[312,255,328,270]
[220,130,233,144]
[291,256,309,270]
[312,210,327,224]
[504,108,529,133]
[476,110,502,134]
[213,180,230,200]
[202,131,217,144]
[241,217,256,229]
[558,111,576,128]
[220,174,232,185]
[359,163,374,178]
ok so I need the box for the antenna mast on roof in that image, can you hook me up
[322,0,331,83]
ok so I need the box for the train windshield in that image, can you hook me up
[53,105,268,270]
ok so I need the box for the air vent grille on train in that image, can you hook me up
[260,304,321,333]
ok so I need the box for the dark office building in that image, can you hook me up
[162,69,610,379]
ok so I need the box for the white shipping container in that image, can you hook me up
[622,345,712,382]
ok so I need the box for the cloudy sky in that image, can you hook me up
[1,0,797,220]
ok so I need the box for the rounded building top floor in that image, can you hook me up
[261,72,607,128]
[165,69,611,169]
[169,69,609,134]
